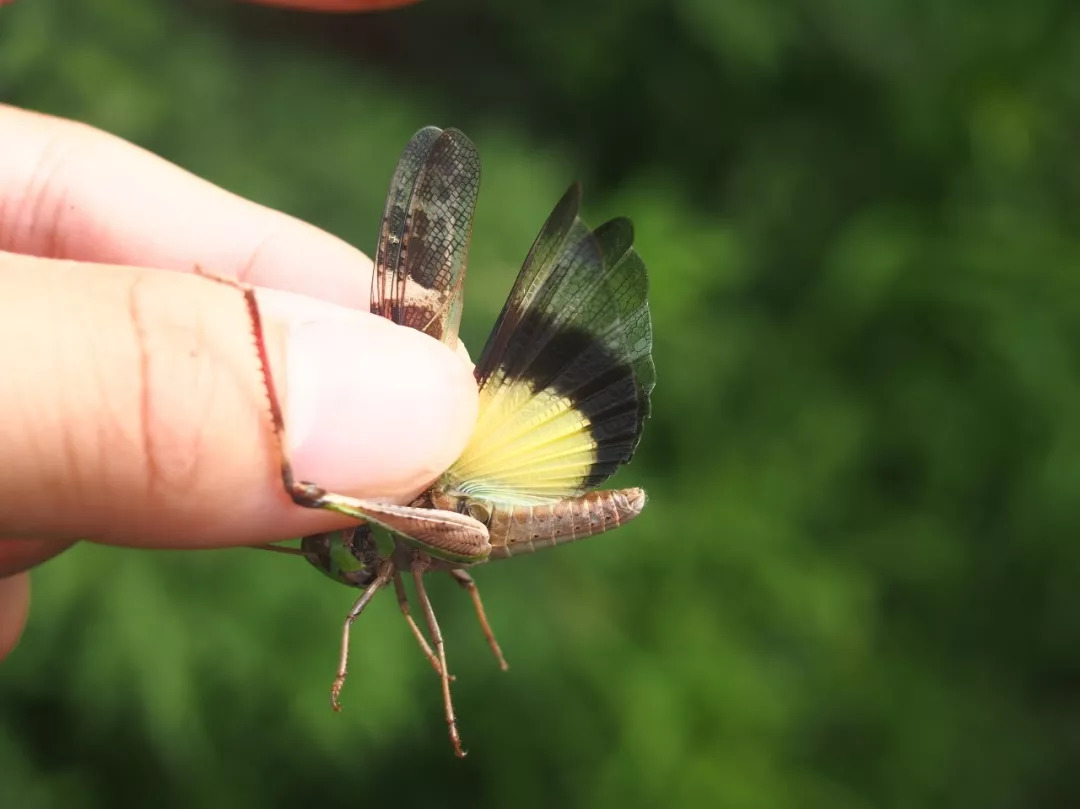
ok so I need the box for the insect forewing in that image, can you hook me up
[371,126,480,347]
[317,493,490,564]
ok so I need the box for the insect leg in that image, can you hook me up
[193,269,327,509]
[411,563,465,758]
[330,559,394,711]
[392,571,449,678]
[448,569,509,671]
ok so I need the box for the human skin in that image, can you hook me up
[0,102,477,659]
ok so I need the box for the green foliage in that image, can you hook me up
[2,0,1079,806]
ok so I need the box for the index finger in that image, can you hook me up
[0,104,372,308]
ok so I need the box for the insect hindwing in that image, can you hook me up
[441,183,655,507]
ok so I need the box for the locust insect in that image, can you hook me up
[241,126,654,757]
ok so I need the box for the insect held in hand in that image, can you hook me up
[234,127,654,757]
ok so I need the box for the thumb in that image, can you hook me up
[0,252,478,548]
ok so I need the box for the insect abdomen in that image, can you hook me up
[487,488,646,558]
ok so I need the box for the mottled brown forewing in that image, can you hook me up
[371,127,480,347]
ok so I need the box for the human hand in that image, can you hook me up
[0,105,479,659]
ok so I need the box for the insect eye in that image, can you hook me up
[465,500,492,523]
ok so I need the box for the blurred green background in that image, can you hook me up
[3,0,1080,806]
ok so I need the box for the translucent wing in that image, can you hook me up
[371,126,480,346]
[442,184,655,504]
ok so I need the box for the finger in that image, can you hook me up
[0,573,29,662]
[0,537,73,577]
[0,105,372,308]
[0,253,478,548]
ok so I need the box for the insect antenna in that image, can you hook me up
[250,544,306,556]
